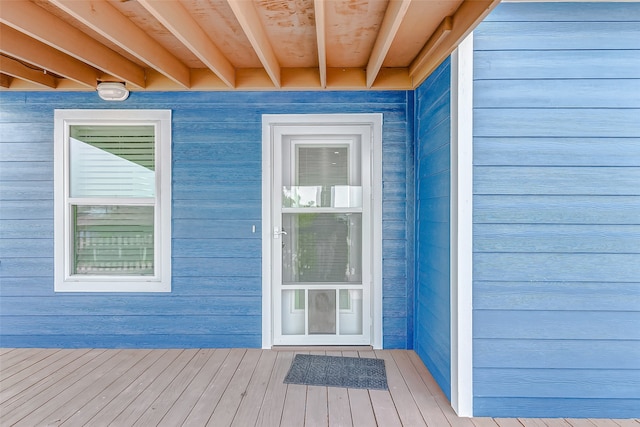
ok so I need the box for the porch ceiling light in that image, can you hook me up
[97,82,129,101]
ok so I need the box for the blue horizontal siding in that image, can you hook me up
[0,90,412,349]
[472,2,640,418]
[413,58,452,399]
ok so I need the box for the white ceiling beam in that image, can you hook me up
[0,0,145,88]
[314,0,327,88]
[0,23,98,88]
[366,0,412,88]
[227,0,281,88]
[0,54,58,88]
[48,0,190,88]
[137,0,235,88]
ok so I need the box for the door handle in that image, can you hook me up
[273,227,287,239]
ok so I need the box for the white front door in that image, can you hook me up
[262,114,382,347]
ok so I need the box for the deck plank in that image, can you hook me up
[0,348,73,394]
[376,350,427,426]
[473,418,502,426]
[566,419,596,427]
[134,349,214,427]
[590,420,626,427]
[348,388,377,427]
[255,351,293,427]
[24,349,149,426]
[60,349,168,427]
[0,348,635,427]
[0,348,37,366]
[207,348,263,426]
[0,349,105,425]
[281,383,308,426]
[109,349,199,426]
[495,418,526,427]
[306,385,329,427]
[390,350,452,426]
[156,348,229,427]
[182,348,246,426]
[542,419,572,427]
[84,349,184,426]
[231,349,279,427]
[328,386,352,426]
[0,348,58,381]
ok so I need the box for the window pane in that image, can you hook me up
[73,205,154,276]
[70,125,155,198]
[282,213,362,283]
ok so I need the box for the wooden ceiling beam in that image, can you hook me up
[366,0,412,88]
[314,0,327,88]
[409,16,453,77]
[0,24,98,88]
[0,54,58,88]
[227,0,281,88]
[409,0,500,87]
[0,73,12,88]
[48,0,190,88]
[0,0,145,88]
[137,0,235,88]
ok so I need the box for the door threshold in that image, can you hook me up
[271,345,374,352]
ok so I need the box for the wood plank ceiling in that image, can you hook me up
[0,0,500,92]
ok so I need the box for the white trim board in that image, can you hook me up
[450,33,474,417]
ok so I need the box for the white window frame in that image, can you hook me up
[54,109,171,292]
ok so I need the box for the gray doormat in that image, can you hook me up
[283,354,388,390]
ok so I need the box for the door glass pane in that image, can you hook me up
[73,205,154,275]
[282,142,362,208]
[309,290,336,334]
[282,290,305,335]
[69,125,155,198]
[339,290,363,335]
[282,213,362,283]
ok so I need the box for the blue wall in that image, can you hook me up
[473,2,640,418]
[414,58,452,399]
[0,91,413,349]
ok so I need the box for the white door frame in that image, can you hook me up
[262,114,383,349]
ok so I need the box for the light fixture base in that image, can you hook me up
[97,82,129,101]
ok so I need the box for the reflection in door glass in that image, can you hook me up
[282,213,362,283]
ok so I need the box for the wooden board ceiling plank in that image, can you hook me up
[0,24,98,88]
[48,0,190,88]
[409,15,453,77]
[227,0,281,88]
[314,0,327,88]
[410,0,500,87]
[136,0,235,88]
[366,0,412,88]
[0,54,58,88]
[0,0,145,88]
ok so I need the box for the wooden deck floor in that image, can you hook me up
[0,348,638,427]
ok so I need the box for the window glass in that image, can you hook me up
[69,125,155,198]
[73,205,154,276]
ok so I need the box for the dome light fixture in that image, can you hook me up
[96,82,129,101]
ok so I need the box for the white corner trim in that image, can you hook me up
[450,32,474,417]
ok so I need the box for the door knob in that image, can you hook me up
[273,227,287,239]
